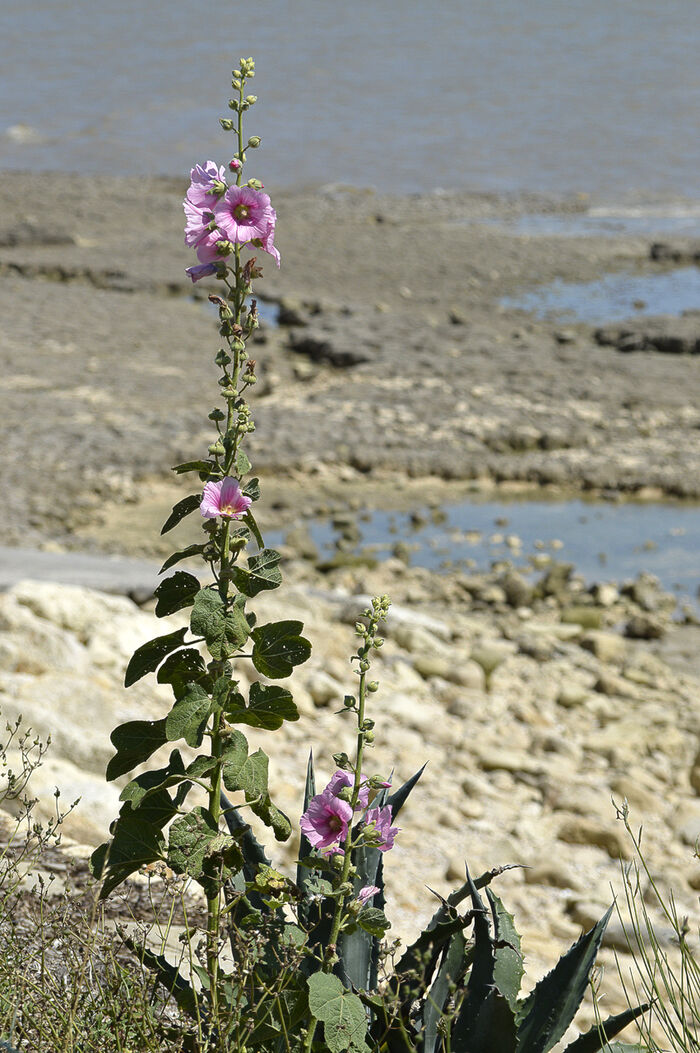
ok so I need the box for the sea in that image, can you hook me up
[2,0,700,207]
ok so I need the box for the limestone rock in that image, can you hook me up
[557,817,631,859]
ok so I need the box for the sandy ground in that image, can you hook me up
[1,171,699,557]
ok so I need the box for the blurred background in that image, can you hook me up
[3,0,700,202]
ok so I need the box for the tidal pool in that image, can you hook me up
[280,498,700,610]
[500,267,700,324]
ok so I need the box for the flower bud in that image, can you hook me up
[208,408,225,421]
[364,730,375,743]
[343,695,355,708]
[228,98,240,111]
[245,95,258,105]
[367,681,379,693]
[219,118,235,131]
[233,69,242,79]
[246,178,264,190]
[337,787,353,804]
[232,78,241,89]
[330,854,344,872]
[208,441,225,456]
[247,136,261,148]
[229,158,242,172]
[215,240,234,257]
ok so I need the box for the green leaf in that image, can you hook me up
[124,627,188,688]
[172,460,216,476]
[515,906,613,1053]
[165,683,213,747]
[225,682,299,730]
[454,988,518,1053]
[224,746,269,799]
[244,508,265,550]
[106,718,168,781]
[156,647,209,699]
[488,888,524,1009]
[252,795,292,842]
[243,476,261,502]
[168,807,240,885]
[230,547,283,597]
[307,972,369,1053]
[251,620,311,678]
[356,906,390,939]
[160,544,207,574]
[90,809,167,897]
[154,572,200,617]
[120,749,188,808]
[235,449,252,476]
[423,930,467,1053]
[563,1005,650,1053]
[161,493,202,535]
[190,587,250,659]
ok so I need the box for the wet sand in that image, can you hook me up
[1,171,700,556]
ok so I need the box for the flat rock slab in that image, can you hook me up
[0,546,161,600]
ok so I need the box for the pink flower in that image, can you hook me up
[363,806,399,853]
[187,161,227,209]
[326,770,370,811]
[300,791,353,850]
[200,478,252,520]
[214,187,280,266]
[229,158,242,172]
[357,885,380,905]
[185,262,217,283]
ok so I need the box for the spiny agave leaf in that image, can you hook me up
[297,752,317,925]
[422,930,467,1053]
[251,620,311,679]
[159,543,208,574]
[124,937,199,1018]
[462,868,495,1010]
[515,906,613,1053]
[452,988,518,1053]
[106,718,168,781]
[164,683,213,747]
[562,1004,650,1053]
[124,627,188,688]
[393,912,468,1010]
[230,548,283,597]
[386,762,427,820]
[487,887,524,1009]
[161,493,202,535]
[154,571,200,617]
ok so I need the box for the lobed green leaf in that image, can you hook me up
[106,718,168,781]
[159,543,207,574]
[124,626,188,688]
[190,587,250,659]
[307,972,369,1053]
[230,547,283,597]
[161,493,202,535]
[251,619,311,678]
[154,571,200,617]
[165,683,213,747]
[225,681,299,730]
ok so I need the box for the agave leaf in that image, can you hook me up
[562,1003,650,1053]
[453,988,518,1053]
[515,906,613,1053]
[422,929,467,1053]
[487,887,524,1009]
[297,753,318,930]
[452,868,496,1043]
[386,762,426,819]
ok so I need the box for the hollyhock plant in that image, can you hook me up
[300,789,353,851]
[357,885,380,905]
[186,161,227,208]
[325,770,370,810]
[200,477,252,520]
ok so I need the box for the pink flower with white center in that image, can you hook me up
[200,478,252,520]
[213,186,280,266]
[363,806,399,853]
[300,790,353,851]
[357,885,380,905]
[187,161,227,209]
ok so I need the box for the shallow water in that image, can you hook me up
[280,498,700,609]
[480,207,700,239]
[3,0,700,202]
[500,267,700,324]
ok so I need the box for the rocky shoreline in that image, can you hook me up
[1,554,699,1039]
[1,172,700,555]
